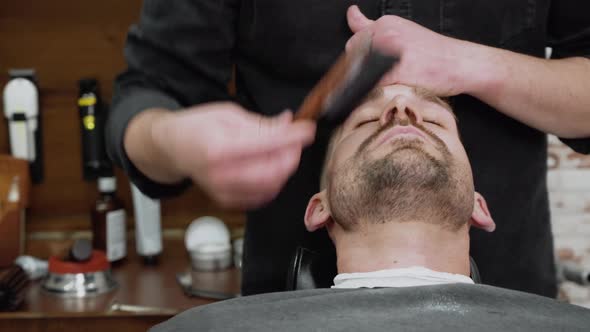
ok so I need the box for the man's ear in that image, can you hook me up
[304,191,332,232]
[470,192,496,232]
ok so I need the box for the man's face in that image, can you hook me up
[325,84,474,231]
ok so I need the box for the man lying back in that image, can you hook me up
[151,85,590,331]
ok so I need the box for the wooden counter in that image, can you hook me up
[0,238,241,332]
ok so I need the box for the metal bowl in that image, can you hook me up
[42,270,117,298]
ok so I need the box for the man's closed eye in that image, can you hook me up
[355,118,379,128]
[423,119,442,127]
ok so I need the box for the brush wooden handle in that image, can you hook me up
[295,52,357,121]
[295,42,372,121]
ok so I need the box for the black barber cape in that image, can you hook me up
[108,0,590,296]
[150,284,590,332]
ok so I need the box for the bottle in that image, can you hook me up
[91,176,127,263]
[78,78,112,181]
[131,183,162,265]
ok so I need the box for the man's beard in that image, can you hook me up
[328,127,473,232]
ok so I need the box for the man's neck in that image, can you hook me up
[333,221,471,276]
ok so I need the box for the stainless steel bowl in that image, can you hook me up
[42,270,117,298]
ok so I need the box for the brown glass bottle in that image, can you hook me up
[91,177,127,263]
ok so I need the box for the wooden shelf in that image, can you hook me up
[0,238,241,331]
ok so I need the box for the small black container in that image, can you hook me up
[78,78,112,181]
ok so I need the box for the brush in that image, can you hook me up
[0,265,29,311]
[295,43,399,126]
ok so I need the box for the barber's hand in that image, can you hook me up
[346,5,476,96]
[151,102,316,209]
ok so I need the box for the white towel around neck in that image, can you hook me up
[332,266,474,289]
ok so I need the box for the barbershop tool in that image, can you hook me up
[43,250,117,298]
[109,302,177,315]
[295,43,399,126]
[131,183,163,265]
[78,79,112,180]
[179,217,240,299]
[2,69,43,184]
[185,216,232,271]
[92,176,127,263]
[0,265,29,311]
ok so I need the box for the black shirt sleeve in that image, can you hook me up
[547,0,590,154]
[106,0,238,198]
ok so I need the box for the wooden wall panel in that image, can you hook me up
[0,1,245,231]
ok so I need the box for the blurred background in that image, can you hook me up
[0,2,244,330]
[548,134,590,307]
[0,0,244,242]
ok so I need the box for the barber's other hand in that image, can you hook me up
[346,5,477,96]
[136,102,316,209]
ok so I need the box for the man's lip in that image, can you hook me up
[371,126,427,150]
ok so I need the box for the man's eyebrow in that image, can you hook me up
[360,86,457,121]
[412,87,457,121]
[364,87,384,103]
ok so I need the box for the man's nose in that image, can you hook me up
[379,96,422,126]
